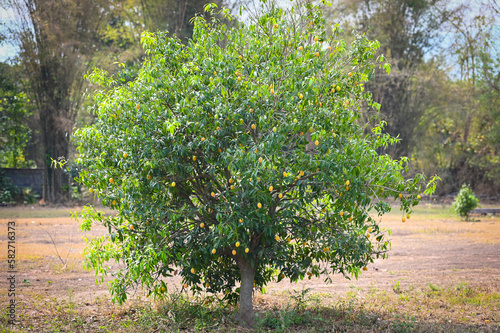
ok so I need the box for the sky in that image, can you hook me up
[0,6,18,62]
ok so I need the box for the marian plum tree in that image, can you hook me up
[74,1,436,326]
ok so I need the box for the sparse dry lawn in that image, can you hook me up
[0,204,499,332]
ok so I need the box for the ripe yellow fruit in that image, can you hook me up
[232,250,236,255]
[191,268,195,274]
[300,171,304,176]
[129,225,134,230]
[345,100,350,105]
[363,267,368,271]
[229,178,233,184]
[348,72,352,77]
[201,137,205,141]
[368,227,372,232]
[274,24,278,29]
[136,104,140,110]
[213,71,217,75]
[315,52,319,57]
[406,214,410,219]
[240,118,244,124]
[258,157,263,163]
[417,195,421,199]
[349,216,353,221]
[147,174,152,180]
[346,180,350,186]
[336,86,340,91]
[402,217,406,223]
[206,283,210,288]
[230,185,235,190]
[331,88,335,93]
[328,46,332,51]
[184,283,188,288]
[245,248,249,253]
[212,249,216,254]
[237,76,242,82]
[239,218,243,223]
[171,182,176,187]
[109,178,114,184]
[211,192,215,197]
[299,93,304,99]
[235,241,240,248]
[200,223,204,228]
[251,124,256,130]
[275,235,280,241]
[112,200,116,205]
[193,156,197,161]
[270,88,274,94]
[399,193,403,199]
[89,188,94,193]
[269,186,273,192]
[315,140,319,146]
[161,287,166,292]
[239,55,243,60]
[339,211,344,216]
[257,203,262,208]
[272,127,277,132]
[123,152,128,158]
[278,193,283,199]
[314,36,319,42]
[323,247,329,252]
[299,46,303,51]
[283,172,287,177]
[287,237,291,242]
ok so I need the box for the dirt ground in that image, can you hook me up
[1,204,499,329]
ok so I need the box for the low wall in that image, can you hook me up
[1,168,43,196]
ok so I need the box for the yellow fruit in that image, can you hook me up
[274,24,278,29]
[402,217,406,223]
[348,216,353,221]
[287,237,291,242]
[235,241,240,248]
[129,225,134,230]
[109,178,114,184]
[136,104,140,110]
[211,192,215,197]
[230,185,235,190]
[346,186,350,191]
[251,124,256,130]
[299,93,303,99]
[273,127,277,132]
[348,72,352,77]
[206,283,210,288]
[112,200,116,205]
[270,88,274,94]
[406,214,410,219]
[331,88,335,93]
[123,152,128,158]
[314,36,319,42]
[278,193,283,199]
[367,234,370,238]
[200,223,204,228]
[328,46,332,51]
[147,174,152,180]
[339,211,344,216]
[315,140,319,146]
[257,203,262,208]
[239,218,243,223]
[275,235,280,241]
[258,157,263,163]
[184,283,188,288]
[346,180,350,186]
[303,242,307,246]
[171,182,176,187]
[161,287,166,292]
[299,46,303,51]
[89,188,94,193]
[193,156,197,161]
[229,178,233,184]
[191,268,195,274]
[368,227,372,232]
[213,71,217,75]
[245,248,249,253]
[417,195,421,199]
[363,267,368,271]
[212,249,216,254]
[399,193,403,199]
[269,186,273,192]
[283,172,287,177]
[201,137,205,141]
[300,171,304,176]
[232,250,236,255]
[315,52,319,57]
[323,247,329,252]
[336,86,340,91]
[240,118,244,124]
[239,55,243,60]
[345,100,349,105]
[237,76,242,82]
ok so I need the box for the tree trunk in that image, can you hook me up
[235,256,256,328]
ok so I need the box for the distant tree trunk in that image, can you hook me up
[235,256,256,328]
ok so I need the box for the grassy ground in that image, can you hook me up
[1,203,499,332]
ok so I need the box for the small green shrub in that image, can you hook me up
[0,170,18,204]
[453,184,479,221]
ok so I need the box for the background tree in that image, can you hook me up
[74,1,436,326]
[3,0,111,203]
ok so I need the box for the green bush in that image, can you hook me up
[0,170,18,204]
[73,0,437,326]
[453,184,479,220]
